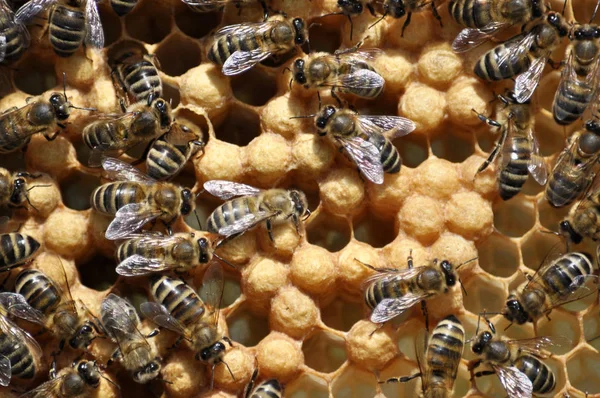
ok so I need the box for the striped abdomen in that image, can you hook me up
[250,379,283,398]
[150,275,204,327]
[552,79,594,125]
[424,315,465,392]
[91,182,146,215]
[364,133,401,174]
[118,58,162,102]
[474,33,531,81]
[0,107,39,154]
[0,233,40,271]
[207,196,259,235]
[116,237,165,263]
[15,269,61,315]
[146,138,187,180]
[449,0,493,28]
[48,5,85,57]
[540,252,592,298]
[207,26,269,66]
[515,355,555,395]
[498,135,530,200]
[364,275,415,309]
[339,62,383,98]
[0,331,36,380]
[111,0,139,16]
[0,18,27,62]
[545,164,589,208]
[82,120,128,151]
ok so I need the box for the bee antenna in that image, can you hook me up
[156,378,173,385]
[213,253,237,270]
[62,72,67,98]
[456,257,478,270]
[368,11,387,29]
[69,105,97,112]
[303,208,311,221]
[193,209,202,230]
[222,359,236,381]
[503,321,513,332]
[459,277,468,297]
[289,114,316,119]
[98,369,120,389]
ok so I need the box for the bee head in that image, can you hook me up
[315,105,337,134]
[293,59,307,85]
[197,237,211,263]
[585,119,600,134]
[292,18,307,45]
[559,220,583,244]
[386,0,405,18]
[439,260,457,287]
[471,331,493,354]
[530,0,545,18]
[180,189,194,215]
[10,177,27,206]
[573,24,600,40]
[338,0,362,14]
[503,296,528,324]
[50,92,71,121]
[289,189,309,219]
[197,341,226,363]
[76,360,101,388]
[69,321,97,350]
[580,129,600,155]
[134,359,161,384]
[153,98,172,129]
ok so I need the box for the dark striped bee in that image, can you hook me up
[109,44,162,106]
[90,157,195,240]
[140,264,233,389]
[181,0,269,19]
[474,11,568,102]
[313,105,415,184]
[372,0,443,37]
[110,0,138,16]
[0,168,43,211]
[545,115,600,207]
[204,180,310,244]
[450,0,546,52]
[474,91,547,201]
[503,251,594,325]
[0,0,30,64]
[82,94,172,167]
[101,293,161,384]
[146,122,205,181]
[380,315,465,398]
[0,232,40,272]
[207,14,308,76]
[14,0,104,58]
[559,175,600,244]
[291,45,384,106]
[245,368,282,398]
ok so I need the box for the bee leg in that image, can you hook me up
[45,130,62,141]
[330,88,343,108]
[354,258,398,273]
[291,213,301,235]
[400,12,412,37]
[224,336,234,347]
[420,301,429,332]
[49,356,58,379]
[347,14,354,41]
[474,370,495,378]
[266,218,275,242]
[378,372,421,384]
[368,322,385,337]
[169,335,183,350]
[259,0,269,21]
[367,3,377,17]
[467,359,482,381]
[0,271,10,291]
[107,348,123,367]
[430,1,442,28]
[407,249,413,269]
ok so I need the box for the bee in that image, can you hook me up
[450,0,546,52]
[101,293,161,384]
[474,11,568,102]
[115,232,213,276]
[545,115,600,207]
[474,91,547,201]
[204,180,310,244]
[140,264,233,389]
[110,0,138,16]
[373,0,443,37]
[109,44,162,106]
[82,93,172,167]
[0,0,30,64]
[14,0,104,58]
[312,105,415,184]
[559,176,600,244]
[503,251,594,325]
[207,14,308,76]
[0,168,44,211]
[181,0,269,19]
[0,232,40,272]
[468,316,559,398]
[90,157,195,240]
[379,315,465,398]
[146,122,205,181]
[245,368,283,398]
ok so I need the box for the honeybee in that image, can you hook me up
[291,45,384,106]
[503,251,594,325]
[559,177,600,244]
[14,0,104,58]
[101,293,161,384]
[0,232,40,272]
[450,0,546,52]
[474,11,568,102]
[207,14,308,76]
[380,315,465,398]
[181,0,269,19]
[313,105,415,184]
[245,368,283,398]
[373,0,443,37]
[545,115,600,207]
[0,168,43,211]
[474,91,547,201]
[115,232,213,276]
[90,157,195,240]
[0,0,30,64]
[109,44,162,106]
[110,0,138,16]
[204,180,310,244]
[82,94,172,166]
[146,122,205,181]
[140,264,233,389]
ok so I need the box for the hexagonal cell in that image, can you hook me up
[302,330,347,373]
[536,309,579,355]
[162,82,181,108]
[14,54,57,95]
[125,0,172,44]
[536,115,565,157]
[567,347,600,394]
[227,304,269,347]
[462,273,507,315]
[308,18,343,54]
[231,67,277,107]
[60,171,101,211]
[476,233,520,278]
[493,196,536,237]
[174,3,221,38]
[393,133,429,168]
[536,70,561,113]
[538,196,572,232]
[155,34,201,77]
[379,358,419,398]
[353,208,396,248]
[521,230,563,272]
[321,296,363,332]
[520,173,545,196]
[286,373,329,398]
[476,126,495,153]
[78,254,118,292]
[430,129,474,163]
[98,2,122,46]
[331,366,377,398]
[306,210,351,253]
[214,104,261,147]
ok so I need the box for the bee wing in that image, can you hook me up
[546,275,597,309]
[495,32,537,77]
[213,21,272,38]
[202,262,224,326]
[139,302,188,335]
[216,210,274,237]
[527,129,548,185]
[0,355,9,386]
[203,180,261,200]
[14,0,56,23]
[514,54,549,103]
[19,375,67,398]
[362,265,424,288]
[84,0,104,49]
[357,115,416,140]
[0,35,5,64]
[370,293,430,324]
[105,203,163,240]
[452,22,508,53]
[334,48,384,62]
[338,135,384,184]
[331,68,385,92]
[494,364,533,398]
[0,292,45,326]
[101,293,141,341]
[222,48,272,76]
[0,314,41,362]
[506,335,570,354]
[116,254,176,276]
[101,157,156,184]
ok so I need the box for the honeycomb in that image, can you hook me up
[1,0,600,396]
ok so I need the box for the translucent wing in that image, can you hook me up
[507,335,570,355]
[116,254,174,276]
[213,21,272,38]
[338,135,384,184]
[20,375,66,398]
[333,48,384,62]
[514,54,549,103]
[101,157,155,184]
[85,0,104,48]
[357,115,416,140]
[0,314,41,361]
[14,0,56,23]
[139,302,187,335]
[495,33,537,76]
[452,22,508,53]
[494,365,533,398]
[332,69,385,91]
[101,293,141,341]
[362,265,424,289]
[527,129,548,185]
[182,0,237,4]
[203,180,261,200]
[222,48,272,75]
[370,293,430,324]
[0,35,5,64]
[0,355,9,387]
[217,210,273,237]
[105,203,163,240]
[202,262,224,313]
[0,292,45,326]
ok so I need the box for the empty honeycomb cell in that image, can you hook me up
[162,82,181,108]
[59,171,100,211]
[125,1,172,44]
[476,233,520,278]
[78,254,118,292]
[387,12,436,51]
[155,34,201,77]
[521,229,563,271]
[43,208,92,261]
[417,42,463,89]
[246,133,292,184]
[162,350,205,398]
[446,77,494,126]
[372,50,413,93]
[413,157,461,199]
[537,115,568,157]
[536,70,561,113]
[353,208,396,248]
[366,168,414,217]
[215,104,261,147]
[98,3,122,46]
[227,304,270,347]
[256,333,304,382]
[26,135,78,180]
[13,55,57,95]
[242,257,289,313]
[56,54,94,88]
[536,310,580,354]
[331,365,377,398]
[337,240,381,294]
[346,320,398,371]
[230,68,277,107]
[538,197,573,233]
[379,358,423,398]
[270,286,319,338]
[398,194,444,244]
[462,272,507,315]
[319,168,365,215]
[430,130,475,163]
[567,346,600,394]
[290,245,336,295]
[213,347,254,390]
[174,3,221,38]
[520,173,546,196]
[394,133,429,168]
[292,133,336,178]
[302,330,347,373]
[399,83,446,131]
[494,196,536,237]
[196,140,245,181]
[584,305,600,347]
[446,192,494,239]
[180,64,231,115]
[321,296,364,332]
[286,373,329,398]
[307,17,343,54]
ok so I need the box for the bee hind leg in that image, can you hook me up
[400,12,412,37]
[379,372,421,384]
[430,1,442,28]
[420,301,429,332]
[266,218,275,242]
